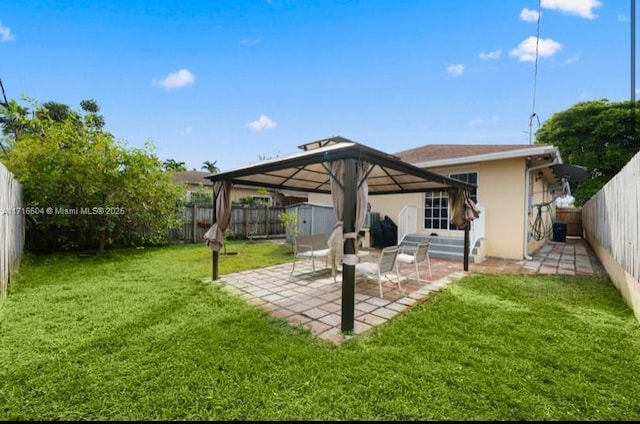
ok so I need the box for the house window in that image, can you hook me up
[424,192,449,230]
[424,172,478,231]
[251,195,272,206]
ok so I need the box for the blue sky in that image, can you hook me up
[0,0,634,171]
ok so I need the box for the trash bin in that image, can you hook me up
[552,222,567,242]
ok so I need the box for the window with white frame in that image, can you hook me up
[424,172,478,231]
[251,195,272,206]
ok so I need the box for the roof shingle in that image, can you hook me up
[394,144,551,164]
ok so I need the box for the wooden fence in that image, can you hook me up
[583,150,639,283]
[556,207,583,237]
[173,203,286,243]
[0,162,24,303]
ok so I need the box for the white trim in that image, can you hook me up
[411,146,560,169]
[422,171,478,232]
[250,195,272,205]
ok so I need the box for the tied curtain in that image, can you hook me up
[448,188,481,228]
[329,159,371,232]
[203,180,232,252]
[327,159,372,269]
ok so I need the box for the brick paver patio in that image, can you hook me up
[208,238,605,343]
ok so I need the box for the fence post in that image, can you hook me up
[244,207,249,238]
[192,203,197,243]
[1,163,25,303]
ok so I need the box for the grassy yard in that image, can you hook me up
[1,241,639,420]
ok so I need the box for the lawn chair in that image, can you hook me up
[355,245,401,299]
[291,234,330,275]
[396,241,432,282]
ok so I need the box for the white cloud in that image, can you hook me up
[479,49,502,60]
[153,69,196,90]
[446,64,464,76]
[240,38,262,45]
[541,0,602,19]
[618,14,629,22]
[509,36,562,62]
[561,54,580,66]
[180,127,193,135]
[468,116,499,127]
[247,114,277,132]
[520,8,540,22]
[0,21,16,42]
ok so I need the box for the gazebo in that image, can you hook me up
[205,136,476,332]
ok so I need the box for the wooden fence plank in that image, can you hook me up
[1,163,25,302]
[556,207,583,237]
[583,151,640,282]
[174,204,286,243]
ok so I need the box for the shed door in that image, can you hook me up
[298,206,313,236]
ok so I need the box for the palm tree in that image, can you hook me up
[0,98,29,139]
[201,160,220,174]
[163,158,187,172]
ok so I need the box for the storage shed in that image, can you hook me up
[284,202,336,243]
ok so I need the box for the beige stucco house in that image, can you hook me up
[309,144,568,261]
[173,171,307,206]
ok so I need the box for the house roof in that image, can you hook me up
[172,171,214,187]
[207,136,476,195]
[395,144,559,168]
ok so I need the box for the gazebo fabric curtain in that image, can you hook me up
[356,161,373,235]
[327,159,372,268]
[449,188,481,228]
[203,180,232,252]
[328,159,371,230]
[329,160,345,221]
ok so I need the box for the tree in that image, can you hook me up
[1,97,183,253]
[163,158,187,172]
[189,183,213,203]
[535,99,640,205]
[37,101,76,123]
[201,160,219,174]
[279,211,299,253]
[0,98,31,139]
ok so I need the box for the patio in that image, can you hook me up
[210,238,605,343]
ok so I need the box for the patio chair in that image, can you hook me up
[396,241,432,282]
[355,245,401,299]
[291,234,330,275]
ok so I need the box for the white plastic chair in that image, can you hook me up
[355,246,401,299]
[396,241,432,282]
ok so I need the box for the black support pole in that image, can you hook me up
[463,223,470,271]
[341,159,357,333]
[212,189,219,281]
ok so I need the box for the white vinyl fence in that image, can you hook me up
[583,150,640,283]
[0,162,25,302]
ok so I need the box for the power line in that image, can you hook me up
[631,0,636,150]
[0,77,13,159]
[529,0,542,145]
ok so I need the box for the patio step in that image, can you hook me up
[428,235,481,263]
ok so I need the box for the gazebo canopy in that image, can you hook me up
[206,136,476,193]
[205,136,478,333]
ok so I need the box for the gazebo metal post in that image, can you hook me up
[463,223,470,271]
[212,190,219,280]
[341,158,357,333]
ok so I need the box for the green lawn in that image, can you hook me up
[1,241,639,420]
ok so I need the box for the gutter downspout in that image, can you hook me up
[524,160,559,260]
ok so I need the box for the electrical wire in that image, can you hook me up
[530,201,555,241]
[0,77,12,158]
[529,0,542,144]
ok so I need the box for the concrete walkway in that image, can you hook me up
[210,238,605,343]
